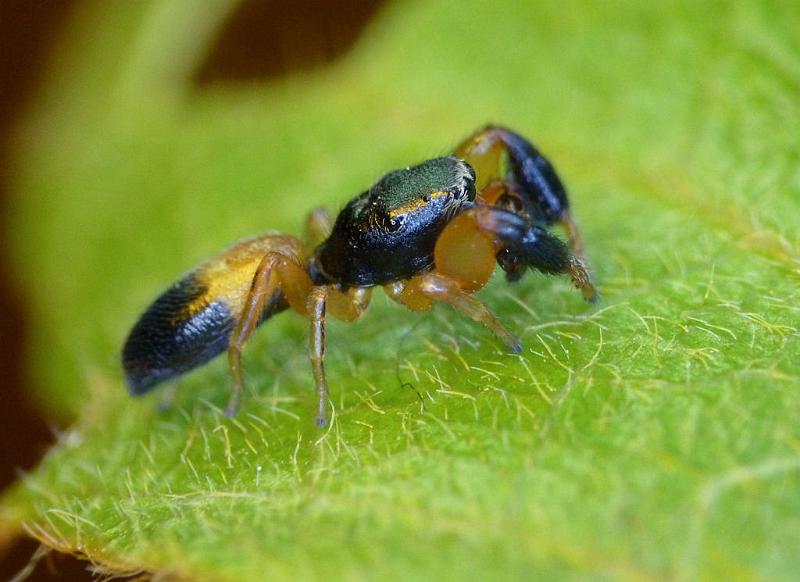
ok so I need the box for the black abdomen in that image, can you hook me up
[122,274,284,394]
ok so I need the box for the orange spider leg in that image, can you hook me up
[308,286,329,428]
[431,208,521,351]
[226,251,313,416]
[304,207,333,249]
[559,210,585,257]
[307,285,373,427]
[227,253,280,416]
[276,257,314,317]
[384,279,434,311]
[328,287,372,322]
[454,127,507,193]
[475,179,508,206]
[413,272,521,353]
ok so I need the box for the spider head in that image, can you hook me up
[369,155,476,233]
[312,156,477,286]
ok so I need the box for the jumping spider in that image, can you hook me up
[123,125,598,427]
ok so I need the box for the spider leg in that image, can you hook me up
[416,272,522,353]
[156,382,179,413]
[226,253,281,416]
[226,251,313,416]
[307,286,330,428]
[384,279,434,311]
[499,223,599,303]
[304,207,333,249]
[559,210,584,257]
[307,285,373,428]
[455,124,585,254]
[328,287,372,322]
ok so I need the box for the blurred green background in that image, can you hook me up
[2,0,799,579]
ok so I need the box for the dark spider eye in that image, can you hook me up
[385,214,405,232]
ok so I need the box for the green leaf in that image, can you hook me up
[4,0,800,579]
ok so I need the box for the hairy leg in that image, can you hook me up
[416,272,522,353]
[226,251,314,416]
[305,285,372,427]
[226,253,281,416]
[497,222,599,303]
[304,207,333,249]
[307,286,330,427]
[441,204,597,302]
[275,255,314,316]
[156,382,179,413]
[454,125,585,253]
[559,210,585,257]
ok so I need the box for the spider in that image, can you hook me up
[122,125,598,427]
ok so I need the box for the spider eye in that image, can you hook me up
[385,214,405,232]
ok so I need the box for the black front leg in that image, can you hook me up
[498,223,599,303]
[455,125,585,254]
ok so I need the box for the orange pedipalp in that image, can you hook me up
[434,212,497,293]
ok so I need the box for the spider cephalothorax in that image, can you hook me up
[311,156,476,286]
